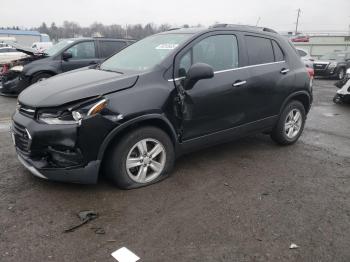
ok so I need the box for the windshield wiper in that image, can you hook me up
[97,66,124,74]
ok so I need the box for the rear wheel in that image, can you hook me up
[271,101,306,145]
[337,68,345,80]
[104,126,175,189]
[31,72,53,84]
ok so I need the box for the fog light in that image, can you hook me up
[72,111,83,121]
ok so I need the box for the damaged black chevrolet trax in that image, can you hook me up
[12,25,313,189]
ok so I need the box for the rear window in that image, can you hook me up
[245,36,275,65]
[99,41,127,58]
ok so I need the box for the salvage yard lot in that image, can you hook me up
[0,79,349,261]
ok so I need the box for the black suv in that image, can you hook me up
[12,25,313,189]
[313,51,350,79]
[0,38,134,96]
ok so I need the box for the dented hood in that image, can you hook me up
[19,68,139,107]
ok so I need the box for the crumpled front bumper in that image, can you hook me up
[0,73,30,96]
[17,152,100,184]
[11,110,115,184]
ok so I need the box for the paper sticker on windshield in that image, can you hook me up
[155,43,179,50]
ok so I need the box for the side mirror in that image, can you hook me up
[62,51,73,61]
[184,63,214,90]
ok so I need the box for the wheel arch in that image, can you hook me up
[30,70,56,82]
[97,114,179,162]
[280,91,311,114]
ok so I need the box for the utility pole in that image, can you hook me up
[256,17,261,26]
[295,8,301,35]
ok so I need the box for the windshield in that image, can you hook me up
[320,52,348,61]
[100,33,192,72]
[45,39,74,56]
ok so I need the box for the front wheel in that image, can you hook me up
[271,101,306,145]
[104,126,175,189]
[333,94,343,104]
[31,72,53,84]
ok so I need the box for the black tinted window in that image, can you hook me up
[100,41,126,58]
[272,41,284,61]
[178,35,239,76]
[245,36,274,65]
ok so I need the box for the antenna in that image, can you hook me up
[295,8,301,35]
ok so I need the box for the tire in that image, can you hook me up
[104,126,175,189]
[333,94,343,104]
[31,72,53,84]
[270,100,306,145]
[337,68,345,80]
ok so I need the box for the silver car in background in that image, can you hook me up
[297,48,314,68]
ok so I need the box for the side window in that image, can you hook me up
[245,36,274,65]
[178,34,239,76]
[100,41,126,58]
[297,49,307,57]
[66,41,96,59]
[272,41,285,61]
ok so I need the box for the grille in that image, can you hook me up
[12,121,30,153]
[18,104,36,118]
[313,63,328,70]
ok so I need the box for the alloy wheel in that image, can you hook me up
[284,109,303,139]
[126,138,166,183]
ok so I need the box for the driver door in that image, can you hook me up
[61,41,99,72]
[174,33,251,141]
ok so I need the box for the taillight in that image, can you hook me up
[306,67,314,78]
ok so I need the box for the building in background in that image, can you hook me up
[282,32,350,59]
[0,29,50,47]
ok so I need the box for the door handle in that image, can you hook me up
[280,68,290,74]
[233,80,247,87]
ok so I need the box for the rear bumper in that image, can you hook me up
[17,150,100,184]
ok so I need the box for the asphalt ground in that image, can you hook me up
[0,79,349,262]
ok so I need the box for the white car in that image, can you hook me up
[297,48,314,68]
[31,42,53,52]
[0,47,27,64]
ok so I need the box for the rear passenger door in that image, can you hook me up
[243,35,289,121]
[61,41,99,72]
[98,40,127,59]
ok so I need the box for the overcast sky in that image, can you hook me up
[1,0,349,32]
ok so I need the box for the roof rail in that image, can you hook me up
[167,27,182,31]
[210,24,278,34]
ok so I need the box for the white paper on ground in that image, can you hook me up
[111,247,140,262]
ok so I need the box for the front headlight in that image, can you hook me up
[10,65,24,72]
[38,98,108,125]
[328,62,337,69]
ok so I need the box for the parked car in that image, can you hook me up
[31,42,53,52]
[296,48,314,68]
[0,38,134,96]
[12,25,313,189]
[0,47,28,65]
[291,34,310,42]
[313,51,350,79]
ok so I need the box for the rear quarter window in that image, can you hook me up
[245,35,275,65]
[272,40,285,61]
[99,41,127,58]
